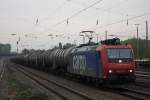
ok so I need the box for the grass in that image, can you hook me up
[5,68,48,100]
[7,78,32,100]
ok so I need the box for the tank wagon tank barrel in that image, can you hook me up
[49,47,76,71]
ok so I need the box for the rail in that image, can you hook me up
[11,64,94,100]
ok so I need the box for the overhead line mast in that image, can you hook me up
[146,21,148,47]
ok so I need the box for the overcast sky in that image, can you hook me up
[0,0,150,52]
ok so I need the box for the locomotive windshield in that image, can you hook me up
[107,48,132,59]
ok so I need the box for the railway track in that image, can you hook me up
[135,70,150,87]
[116,70,150,99]
[99,70,150,100]
[136,70,150,74]
[136,67,150,72]
[119,87,150,100]
[136,71,150,77]
[113,70,150,100]
[10,63,94,100]
[14,65,150,100]
[0,60,5,80]
[135,81,150,89]
[9,61,150,100]
[105,86,150,100]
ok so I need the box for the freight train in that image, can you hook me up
[135,59,150,67]
[12,38,136,83]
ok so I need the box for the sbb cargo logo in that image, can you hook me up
[73,55,86,71]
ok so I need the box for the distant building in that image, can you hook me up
[0,43,11,56]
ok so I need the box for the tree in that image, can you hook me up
[63,43,76,49]
[22,49,30,54]
[59,42,62,48]
[122,38,150,59]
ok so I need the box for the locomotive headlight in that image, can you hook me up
[129,70,133,73]
[119,59,122,63]
[109,70,112,73]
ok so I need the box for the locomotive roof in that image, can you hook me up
[73,45,98,52]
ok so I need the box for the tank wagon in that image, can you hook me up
[14,38,135,83]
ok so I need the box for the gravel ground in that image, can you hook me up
[11,62,133,100]
[0,59,135,100]
[0,60,62,100]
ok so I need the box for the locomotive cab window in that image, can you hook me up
[107,48,132,63]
